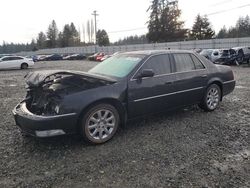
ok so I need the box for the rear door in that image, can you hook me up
[171,53,208,106]
[11,57,23,68]
[127,54,177,118]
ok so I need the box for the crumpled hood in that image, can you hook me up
[25,70,117,87]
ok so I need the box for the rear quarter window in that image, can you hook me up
[191,54,205,69]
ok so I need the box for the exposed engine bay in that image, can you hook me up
[24,70,115,116]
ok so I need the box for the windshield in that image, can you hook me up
[88,54,145,78]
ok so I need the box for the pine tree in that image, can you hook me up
[36,32,47,49]
[237,15,250,37]
[46,20,58,48]
[190,14,215,40]
[62,24,71,47]
[147,0,187,42]
[91,20,94,43]
[69,22,80,46]
[87,20,91,43]
[147,0,161,42]
[96,29,110,46]
[217,26,228,38]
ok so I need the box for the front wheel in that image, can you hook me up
[199,84,221,111]
[81,103,120,144]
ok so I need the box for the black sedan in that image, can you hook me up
[13,50,235,144]
[42,54,63,61]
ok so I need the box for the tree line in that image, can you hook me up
[1,0,250,54]
[146,0,250,42]
[0,19,111,54]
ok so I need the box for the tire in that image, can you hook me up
[81,103,120,144]
[21,63,28,69]
[199,84,221,112]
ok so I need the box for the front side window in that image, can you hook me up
[137,54,171,76]
[173,53,196,72]
[89,54,145,78]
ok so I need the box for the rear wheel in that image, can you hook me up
[21,63,28,69]
[199,84,221,111]
[81,103,119,144]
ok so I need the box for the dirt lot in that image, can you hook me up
[0,60,249,188]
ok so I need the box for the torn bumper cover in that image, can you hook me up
[13,101,78,137]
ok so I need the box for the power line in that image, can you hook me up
[209,0,233,7]
[207,3,250,16]
[108,27,147,34]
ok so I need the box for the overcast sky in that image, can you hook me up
[0,0,249,44]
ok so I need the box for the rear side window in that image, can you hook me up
[173,53,195,72]
[140,54,172,75]
[11,57,23,60]
[191,54,205,69]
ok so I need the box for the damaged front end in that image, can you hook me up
[24,70,116,116]
[13,70,116,137]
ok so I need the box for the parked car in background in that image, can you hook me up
[210,49,237,65]
[43,54,63,61]
[199,49,214,60]
[232,46,250,64]
[100,55,111,62]
[88,52,105,61]
[37,55,48,61]
[26,55,38,62]
[95,53,105,61]
[88,53,100,61]
[100,52,121,62]
[13,50,235,144]
[0,56,34,70]
[63,54,86,60]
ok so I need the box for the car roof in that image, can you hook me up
[121,50,194,56]
[0,55,24,59]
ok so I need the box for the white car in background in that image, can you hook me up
[0,56,34,70]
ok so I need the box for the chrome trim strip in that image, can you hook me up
[223,80,235,84]
[134,86,204,102]
[19,102,77,119]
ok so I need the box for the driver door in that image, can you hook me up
[127,54,177,118]
[0,57,11,69]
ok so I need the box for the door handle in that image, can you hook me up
[201,75,208,78]
[165,81,173,85]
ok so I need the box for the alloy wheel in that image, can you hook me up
[87,109,116,141]
[206,87,220,110]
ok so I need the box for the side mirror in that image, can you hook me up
[137,69,155,79]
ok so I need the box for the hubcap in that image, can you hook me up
[206,87,219,110]
[87,109,115,140]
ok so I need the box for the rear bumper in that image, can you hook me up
[12,102,78,137]
[223,80,236,96]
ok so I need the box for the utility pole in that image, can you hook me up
[92,10,99,44]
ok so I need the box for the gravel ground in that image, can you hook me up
[0,60,249,188]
